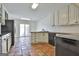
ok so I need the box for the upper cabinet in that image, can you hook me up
[76,6,79,23]
[1,5,5,25]
[54,10,59,25]
[50,4,79,26]
[58,5,69,25]
[49,11,55,26]
[0,4,8,25]
[0,4,2,23]
[69,4,79,25]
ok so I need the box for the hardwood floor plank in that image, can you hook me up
[31,43,55,56]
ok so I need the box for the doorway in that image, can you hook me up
[20,24,30,37]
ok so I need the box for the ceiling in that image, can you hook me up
[3,3,78,21]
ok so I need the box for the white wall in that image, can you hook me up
[14,20,37,38]
[53,25,79,33]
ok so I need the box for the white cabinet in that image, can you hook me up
[50,9,59,26]
[75,6,79,24]
[49,11,55,26]
[0,4,6,25]
[58,5,69,25]
[54,10,59,25]
[2,35,8,53]
[42,33,48,43]
[69,4,77,24]
[50,4,79,26]
[0,4,2,23]
[68,4,79,25]
[31,33,37,43]
[7,33,11,52]
[50,5,69,26]
[31,32,48,43]
[1,33,11,54]
[1,5,5,25]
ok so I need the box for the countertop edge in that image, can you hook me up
[31,31,79,35]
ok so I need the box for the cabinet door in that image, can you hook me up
[76,7,79,24]
[42,33,48,43]
[69,4,77,24]
[49,11,55,26]
[8,35,11,52]
[1,5,5,25]
[31,36,36,43]
[0,38,2,53]
[2,37,7,53]
[58,5,68,25]
[36,33,42,43]
[0,4,2,23]
[54,10,59,25]
[31,33,36,43]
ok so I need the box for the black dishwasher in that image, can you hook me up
[48,33,56,46]
[56,37,79,56]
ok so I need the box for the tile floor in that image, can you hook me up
[8,37,55,56]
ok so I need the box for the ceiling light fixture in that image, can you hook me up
[21,17,31,20]
[32,3,39,9]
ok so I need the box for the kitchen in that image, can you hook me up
[0,3,79,56]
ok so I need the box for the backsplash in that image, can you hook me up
[53,25,79,33]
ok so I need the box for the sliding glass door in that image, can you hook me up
[20,24,30,37]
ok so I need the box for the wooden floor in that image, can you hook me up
[31,43,55,56]
[8,37,55,56]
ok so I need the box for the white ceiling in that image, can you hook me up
[3,3,73,21]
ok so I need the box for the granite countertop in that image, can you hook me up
[0,31,11,36]
[31,31,79,35]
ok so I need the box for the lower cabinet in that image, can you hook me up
[1,33,11,54]
[31,32,56,46]
[0,37,2,53]
[7,33,11,52]
[2,35,8,53]
[31,32,48,43]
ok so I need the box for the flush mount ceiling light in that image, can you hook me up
[32,3,39,10]
[21,17,31,20]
